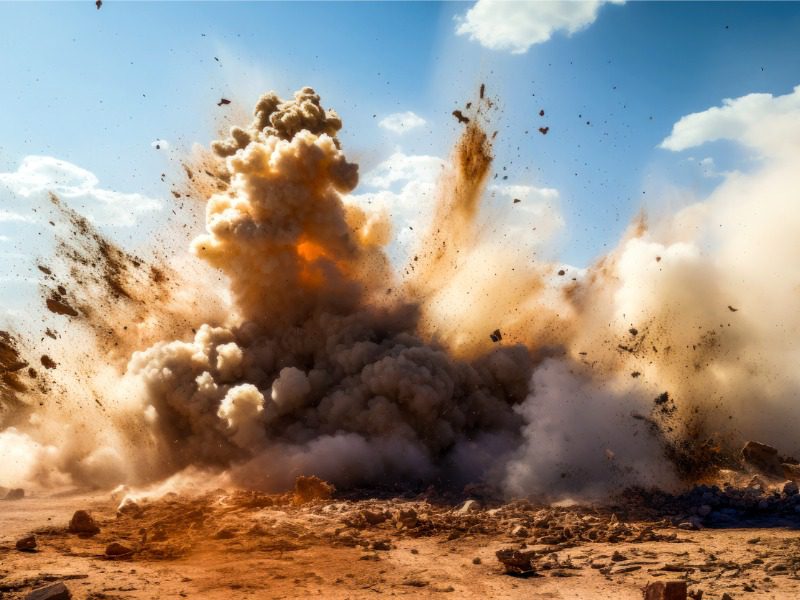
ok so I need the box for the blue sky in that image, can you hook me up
[2,1,800,317]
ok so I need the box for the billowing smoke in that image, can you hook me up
[3,85,800,501]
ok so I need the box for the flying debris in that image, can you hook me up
[217,98,231,107]
[728,305,739,312]
[452,109,470,124]
[95,0,102,9]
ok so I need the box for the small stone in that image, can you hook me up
[644,580,688,600]
[371,539,391,551]
[24,582,71,600]
[105,542,134,557]
[472,557,481,565]
[16,535,37,552]
[611,550,627,562]
[721,594,734,600]
[68,510,100,535]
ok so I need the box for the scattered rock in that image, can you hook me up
[68,510,100,536]
[217,98,231,106]
[644,580,687,600]
[24,582,71,600]
[371,539,391,551]
[472,557,481,565]
[16,534,37,552]
[489,329,502,343]
[105,542,134,558]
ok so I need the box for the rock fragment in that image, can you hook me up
[24,582,71,600]
[105,542,134,558]
[741,441,783,477]
[292,475,334,505]
[16,534,37,552]
[496,548,536,576]
[643,580,687,600]
[68,510,100,535]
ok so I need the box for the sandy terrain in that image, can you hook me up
[2,486,800,600]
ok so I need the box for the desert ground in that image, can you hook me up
[2,475,800,600]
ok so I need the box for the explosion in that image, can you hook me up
[2,85,800,501]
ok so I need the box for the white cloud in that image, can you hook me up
[489,184,565,247]
[379,112,427,135]
[348,152,564,260]
[0,210,36,224]
[661,85,800,158]
[362,151,445,189]
[455,0,623,54]
[0,156,161,227]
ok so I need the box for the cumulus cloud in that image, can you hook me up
[660,85,800,158]
[455,0,623,54]
[379,111,427,134]
[0,155,161,226]
[489,184,564,246]
[348,151,445,253]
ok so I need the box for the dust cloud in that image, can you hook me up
[2,85,799,502]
